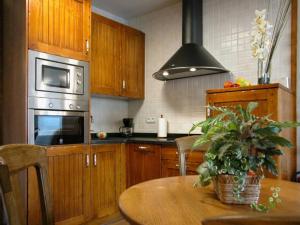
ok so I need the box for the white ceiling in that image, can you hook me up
[92,0,180,19]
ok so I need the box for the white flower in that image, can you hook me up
[250,9,272,61]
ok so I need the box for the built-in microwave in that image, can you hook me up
[28,50,89,101]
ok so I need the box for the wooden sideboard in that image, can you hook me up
[207,83,296,180]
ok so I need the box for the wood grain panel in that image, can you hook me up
[161,146,204,178]
[2,0,27,144]
[291,0,297,94]
[91,144,126,219]
[127,144,161,187]
[28,0,91,61]
[91,13,121,96]
[28,144,91,225]
[120,26,145,99]
[206,84,296,180]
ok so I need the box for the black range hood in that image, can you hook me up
[153,0,229,81]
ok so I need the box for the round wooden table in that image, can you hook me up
[119,176,300,225]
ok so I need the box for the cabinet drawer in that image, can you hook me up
[161,160,199,177]
[161,146,204,164]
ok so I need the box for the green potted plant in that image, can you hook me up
[190,102,298,204]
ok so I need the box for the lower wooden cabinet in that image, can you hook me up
[127,143,161,187]
[207,84,296,180]
[28,144,91,225]
[161,146,204,177]
[28,144,126,225]
[90,144,126,219]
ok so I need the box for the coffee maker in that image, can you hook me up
[119,118,134,137]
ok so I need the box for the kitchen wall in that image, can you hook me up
[90,97,128,132]
[128,0,291,134]
[90,7,129,133]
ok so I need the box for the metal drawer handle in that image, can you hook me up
[93,153,97,166]
[86,154,90,167]
[175,164,189,169]
[138,146,148,150]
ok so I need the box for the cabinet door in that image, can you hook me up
[206,89,275,119]
[120,27,145,99]
[28,0,91,61]
[91,13,121,96]
[28,144,91,225]
[90,144,126,219]
[127,144,161,187]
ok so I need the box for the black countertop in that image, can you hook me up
[91,133,189,145]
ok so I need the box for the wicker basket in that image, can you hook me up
[213,174,261,204]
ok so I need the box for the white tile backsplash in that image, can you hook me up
[126,0,291,134]
[92,0,291,135]
[91,97,128,133]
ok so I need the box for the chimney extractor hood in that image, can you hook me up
[153,0,229,81]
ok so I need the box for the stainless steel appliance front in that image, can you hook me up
[28,50,89,101]
[28,109,89,145]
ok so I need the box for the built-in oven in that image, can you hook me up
[28,110,89,145]
[28,50,90,146]
[28,50,89,101]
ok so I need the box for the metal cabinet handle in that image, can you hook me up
[86,154,90,167]
[86,40,89,54]
[93,153,97,166]
[176,164,189,169]
[122,80,126,89]
[138,146,148,150]
[207,107,211,117]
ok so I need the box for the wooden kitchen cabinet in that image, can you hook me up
[90,144,126,219]
[91,13,145,99]
[120,26,145,99]
[28,144,91,225]
[161,146,204,177]
[28,0,91,61]
[91,13,121,96]
[207,84,296,180]
[127,143,161,187]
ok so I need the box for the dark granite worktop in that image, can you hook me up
[91,133,189,146]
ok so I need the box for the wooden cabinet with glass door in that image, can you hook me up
[206,84,296,180]
[28,0,91,61]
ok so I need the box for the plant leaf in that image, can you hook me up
[266,136,293,148]
[247,102,258,114]
[218,143,232,159]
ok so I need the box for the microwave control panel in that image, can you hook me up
[74,67,84,94]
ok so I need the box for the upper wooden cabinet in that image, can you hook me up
[206,84,296,180]
[28,0,91,61]
[91,13,145,99]
[91,14,121,95]
[120,26,145,99]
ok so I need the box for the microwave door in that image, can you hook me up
[36,59,76,94]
